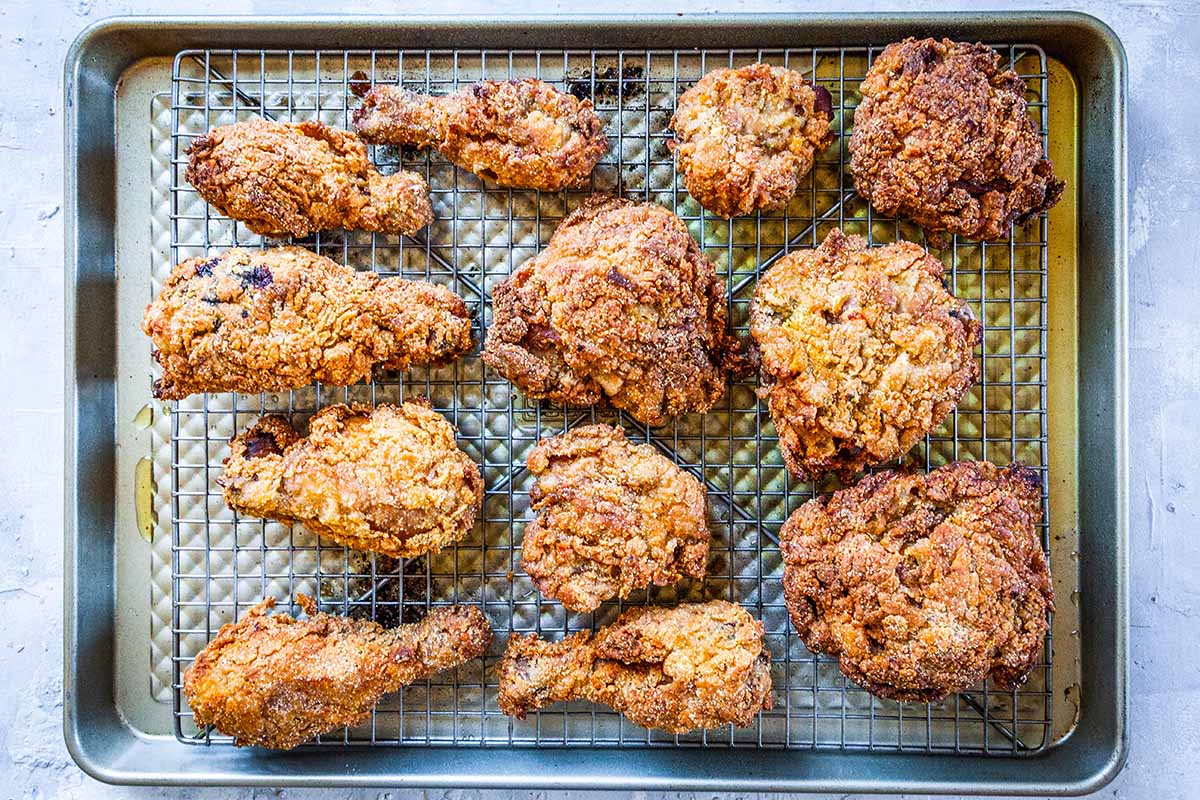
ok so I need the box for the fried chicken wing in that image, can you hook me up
[849,38,1064,241]
[143,246,472,400]
[185,118,433,237]
[521,424,710,612]
[497,601,772,733]
[482,196,746,426]
[670,63,835,218]
[750,229,981,480]
[353,78,608,191]
[219,403,482,559]
[781,461,1053,702]
[183,596,492,749]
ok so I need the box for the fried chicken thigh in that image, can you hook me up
[183,596,491,749]
[750,229,981,480]
[185,118,433,237]
[482,196,746,426]
[353,79,608,191]
[849,38,1064,241]
[670,63,835,218]
[143,246,472,400]
[219,403,482,559]
[781,462,1053,702]
[497,601,772,733]
[521,425,710,612]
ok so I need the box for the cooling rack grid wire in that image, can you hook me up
[156,44,1053,753]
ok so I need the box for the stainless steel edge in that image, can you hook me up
[64,12,1129,793]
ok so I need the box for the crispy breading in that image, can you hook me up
[669,63,835,218]
[781,461,1053,702]
[749,229,981,480]
[142,246,472,400]
[482,195,747,426]
[218,403,482,559]
[521,424,710,612]
[849,38,1064,241]
[185,118,433,237]
[496,601,772,733]
[183,596,491,749]
[353,79,608,191]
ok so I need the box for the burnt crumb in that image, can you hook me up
[243,431,282,458]
[241,308,249,319]
[241,265,273,289]
[812,84,834,118]
[349,70,372,99]
[605,266,636,291]
[951,177,1012,196]
[566,65,645,101]
[195,256,220,277]
[903,40,942,75]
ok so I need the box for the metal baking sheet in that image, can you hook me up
[65,14,1127,793]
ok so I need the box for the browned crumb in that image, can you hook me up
[185,118,433,237]
[521,424,710,612]
[482,195,747,426]
[670,63,835,218]
[218,402,482,559]
[749,229,981,480]
[183,596,491,749]
[142,246,472,400]
[781,461,1053,702]
[353,79,608,191]
[849,38,1064,241]
[496,601,772,732]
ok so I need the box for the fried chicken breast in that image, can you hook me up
[750,229,981,480]
[849,38,1064,241]
[185,118,433,237]
[218,403,482,559]
[143,246,472,400]
[521,424,710,612]
[497,601,771,732]
[482,196,746,426]
[353,79,608,191]
[670,63,835,218]
[183,596,492,749]
[780,461,1052,702]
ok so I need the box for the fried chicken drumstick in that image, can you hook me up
[353,78,608,191]
[183,596,492,749]
[186,118,433,237]
[522,424,710,612]
[143,246,472,400]
[497,601,772,733]
[219,403,482,559]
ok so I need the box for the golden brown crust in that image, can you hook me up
[142,246,472,400]
[218,403,483,559]
[780,461,1053,702]
[182,596,491,749]
[521,424,710,612]
[482,195,747,426]
[670,63,835,218]
[185,118,433,237]
[848,38,1064,241]
[749,229,981,480]
[353,79,608,191]
[496,601,771,733]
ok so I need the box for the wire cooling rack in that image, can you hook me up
[157,44,1053,754]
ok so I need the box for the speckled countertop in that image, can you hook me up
[2,0,1195,798]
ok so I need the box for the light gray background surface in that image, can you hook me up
[2,0,1194,797]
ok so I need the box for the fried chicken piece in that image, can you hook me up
[218,403,482,559]
[849,38,1064,241]
[749,229,981,480]
[143,246,472,400]
[353,79,608,191]
[183,595,491,749]
[669,63,835,218]
[185,118,433,237]
[521,424,710,612]
[482,196,746,426]
[781,461,1053,702]
[497,601,771,732]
